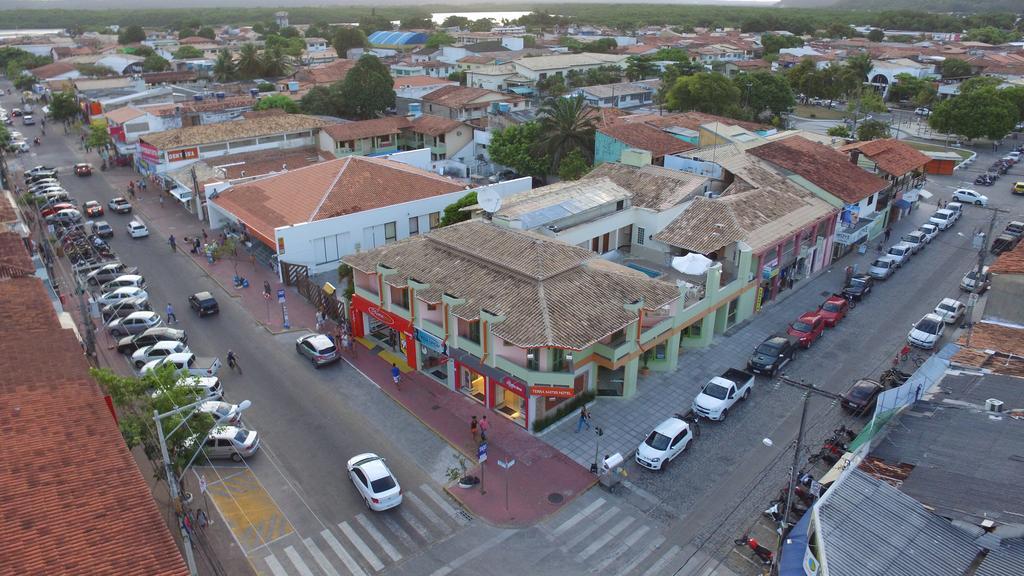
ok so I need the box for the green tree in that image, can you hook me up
[49,91,80,122]
[425,32,455,49]
[827,124,850,138]
[941,58,971,79]
[447,70,467,85]
[999,86,1024,122]
[965,27,1013,45]
[558,149,591,181]
[856,119,891,141]
[118,24,146,45]
[929,87,1018,141]
[625,56,658,81]
[131,45,156,58]
[236,43,263,79]
[866,29,884,42]
[260,46,291,78]
[300,85,338,116]
[588,38,618,54]
[959,76,1003,96]
[13,74,36,91]
[787,58,821,98]
[197,26,216,40]
[886,72,927,102]
[441,16,471,29]
[279,26,300,38]
[178,28,197,40]
[535,75,566,97]
[172,45,203,60]
[335,55,394,119]
[332,27,367,58]
[359,15,394,34]
[142,53,170,72]
[650,47,689,62]
[666,72,741,116]
[400,16,433,30]
[0,124,12,151]
[488,122,551,179]
[439,192,477,226]
[213,49,235,82]
[535,95,597,169]
[468,18,495,32]
[91,364,217,481]
[264,34,305,58]
[913,85,937,108]
[760,33,803,55]
[86,122,112,150]
[844,53,873,87]
[255,94,299,113]
[738,71,794,118]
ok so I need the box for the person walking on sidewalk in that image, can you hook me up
[479,415,489,441]
[471,416,479,444]
[576,406,590,432]
[168,235,177,252]
[391,364,401,389]
[166,303,177,324]
[884,228,892,243]
[159,194,164,208]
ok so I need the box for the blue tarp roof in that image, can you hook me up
[779,509,812,575]
[368,31,428,46]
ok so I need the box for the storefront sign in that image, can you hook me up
[109,125,126,143]
[166,147,199,163]
[139,141,159,163]
[761,257,779,281]
[531,385,575,398]
[352,295,413,335]
[497,376,528,398]
[415,328,447,355]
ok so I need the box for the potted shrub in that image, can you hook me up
[446,454,478,488]
[639,350,652,376]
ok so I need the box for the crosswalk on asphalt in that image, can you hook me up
[254,484,470,576]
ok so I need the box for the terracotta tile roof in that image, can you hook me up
[296,59,357,85]
[212,156,467,243]
[622,111,770,134]
[323,117,412,142]
[394,75,457,89]
[180,95,255,114]
[956,322,1024,359]
[0,232,188,576]
[178,35,212,44]
[142,70,198,84]
[730,59,771,69]
[585,162,708,211]
[990,240,1024,275]
[141,114,333,151]
[0,193,18,229]
[748,136,888,204]
[458,55,496,65]
[409,114,465,137]
[28,61,77,79]
[598,122,695,158]
[104,106,146,124]
[206,146,331,179]
[241,108,288,120]
[655,178,836,254]
[421,85,513,109]
[838,138,930,176]
[343,221,681,349]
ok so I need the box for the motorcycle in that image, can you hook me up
[735,535,774,565]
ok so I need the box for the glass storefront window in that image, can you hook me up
[495,386,525,424]
[460,367,486,403]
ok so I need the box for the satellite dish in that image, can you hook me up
[478,188,503,213]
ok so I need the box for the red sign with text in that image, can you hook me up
[531,385,575,398]
[166,147,199,163]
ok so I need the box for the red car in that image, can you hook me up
[787,312,826,348]
[818,295,849,327]
[40,202,75,218]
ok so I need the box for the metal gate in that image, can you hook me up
[280,261,344,322]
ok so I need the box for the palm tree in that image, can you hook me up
[845,53,873,86]
[534,95,597,171]
[236,43,263,79]
[213,49,236,82]
[259,46,292,78]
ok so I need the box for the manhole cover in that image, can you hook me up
[548,493,564,504]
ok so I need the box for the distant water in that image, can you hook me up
[0,28,63,39]
[431,11,532,25]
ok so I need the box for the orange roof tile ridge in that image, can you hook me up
[311,156,352,220]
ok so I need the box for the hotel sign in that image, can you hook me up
[531,385,575,398]
[166,147,199,162]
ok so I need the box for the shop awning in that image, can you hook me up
[169,186,193,202]
[509,86,534,95]
[779,509,814,575]
[894,199,911,210]
[917,189,933,199]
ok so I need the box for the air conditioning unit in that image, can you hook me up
[985,398,1004,413]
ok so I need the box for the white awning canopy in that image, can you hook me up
[169,186,192,202]
[672,253,713,275]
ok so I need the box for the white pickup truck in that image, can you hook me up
[141,352,221,377]
[691,368,755,421]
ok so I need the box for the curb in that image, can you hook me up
[441,473,598,530]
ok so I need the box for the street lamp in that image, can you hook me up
[155,396,252,575]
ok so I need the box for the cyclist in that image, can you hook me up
[227,350,241,374]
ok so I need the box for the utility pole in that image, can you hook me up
[966,205,1006,346]
[155,408,199,576]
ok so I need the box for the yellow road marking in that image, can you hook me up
[204,468,293,552]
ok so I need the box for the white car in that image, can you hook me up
[197,426,260,462]
[97,286,148,306]
[131,340,191,369]
[12,140,30,152]
[100,274,146,292]
[914,107,931,116]
[952,188,988,206]
[919,223,939,243]
[907,313,945,349]
[886,243,914,267]
[635,415,693,471]
[929,209,957,230]
[199,400,244,425]
[933,298,965,324]
[127,219,149,238]
[347,453,403,511]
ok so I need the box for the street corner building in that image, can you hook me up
[0,216,188,574]
[343,220,695,431]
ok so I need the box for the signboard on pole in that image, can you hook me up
[277,288,286,304]
[477,442,488,463]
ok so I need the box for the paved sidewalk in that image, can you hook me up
[342,339,596,527]
[543,204,940,469]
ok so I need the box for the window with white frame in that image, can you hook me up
[409,216,419,235]
[312,232,349,265]
[384,221,397,243]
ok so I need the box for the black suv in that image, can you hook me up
[748,334,798,376]
[188,291,219,316]
[842,273,874,301]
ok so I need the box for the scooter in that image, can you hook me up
[735,535,773,565]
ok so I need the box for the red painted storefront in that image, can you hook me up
[350,294,417,369]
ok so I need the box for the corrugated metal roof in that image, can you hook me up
[976,538,1024,576]
[817,468,981,576]
[368,31,428,46]
[496,178,631,229]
